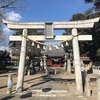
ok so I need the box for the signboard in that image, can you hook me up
[45,22,54,39]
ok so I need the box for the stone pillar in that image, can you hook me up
[64,54,67,69]
[85,77,91,97]
[97,77,100,100]
[43,54,48,74]
[72,28,83,94]
[67,59,71,73]
[16,29,27,92]
[63,62,67,69]
[7,74,13,95]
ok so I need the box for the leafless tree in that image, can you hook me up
[0,0,17,8]
[0,0,27,43]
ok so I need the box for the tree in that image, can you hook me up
[70,13,86,21]
[0,0,27,44]
[0,0,17,9]
[69,11,100,62]
[84,0,100,11]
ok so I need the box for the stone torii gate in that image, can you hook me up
[3,17,99,94]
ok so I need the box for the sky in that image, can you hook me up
[1,0,94,49]
[18,0,93,22]
[12,0,93,34]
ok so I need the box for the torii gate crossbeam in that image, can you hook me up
[9,35,92,41]
[3,17,99,29]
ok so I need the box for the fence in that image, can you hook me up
[93,66,100,76]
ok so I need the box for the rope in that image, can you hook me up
[21,35,77,46]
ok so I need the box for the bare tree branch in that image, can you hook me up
[0,0,17,8]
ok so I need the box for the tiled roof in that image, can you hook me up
[41,46,66,57]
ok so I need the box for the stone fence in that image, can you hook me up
[93,66,100,76]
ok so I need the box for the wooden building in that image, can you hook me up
[41,46,66,67]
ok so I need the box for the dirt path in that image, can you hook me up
[0,70,98,100]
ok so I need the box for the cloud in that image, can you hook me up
[1,11,22,49]
[3,11,21,35]
[4,11,21,21]
[3,26,14,35]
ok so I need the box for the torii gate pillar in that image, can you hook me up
[72,28,83,94]
[16,29,27,92]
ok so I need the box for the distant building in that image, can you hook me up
[41,46,66,67]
